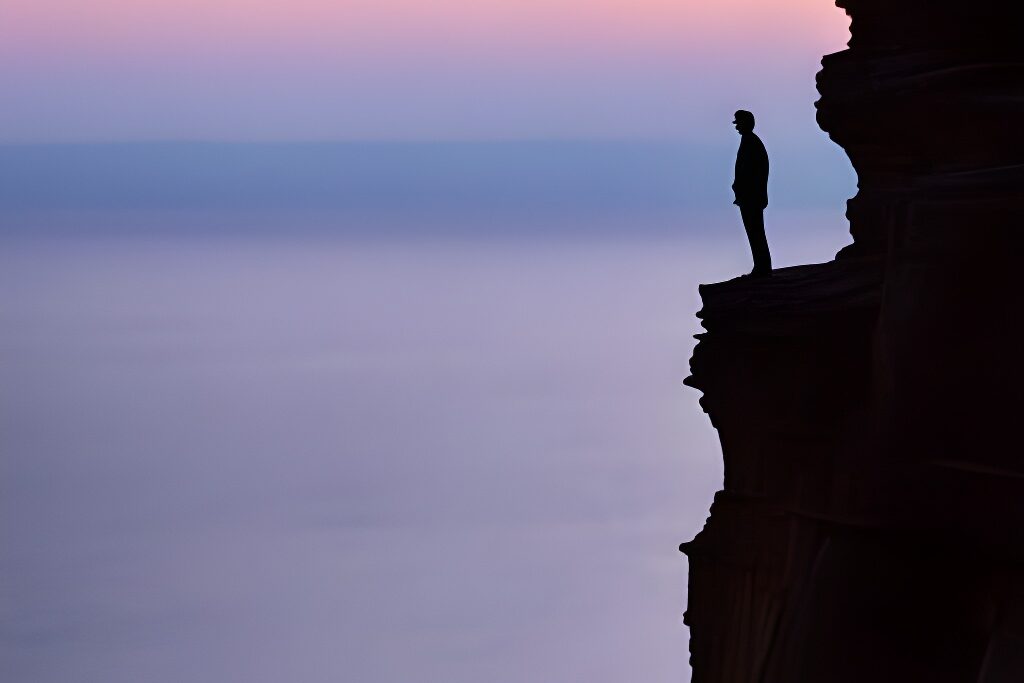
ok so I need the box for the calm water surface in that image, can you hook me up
[0,211,846,682]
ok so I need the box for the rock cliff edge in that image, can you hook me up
[681,2,1024,681]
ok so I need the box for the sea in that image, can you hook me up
[0,141,853,682]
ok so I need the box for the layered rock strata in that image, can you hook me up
[682,2,1024,681]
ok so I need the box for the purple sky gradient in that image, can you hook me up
[0,1,849,143]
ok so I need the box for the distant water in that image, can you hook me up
[0,141,855,237]
[0,178,851,682]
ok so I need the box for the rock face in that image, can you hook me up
[681,2,1024,681]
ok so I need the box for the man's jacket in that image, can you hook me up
[733,132,769,209]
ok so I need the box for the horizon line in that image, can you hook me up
[0,137,706,147]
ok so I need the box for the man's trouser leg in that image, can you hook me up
[740,205,772,274]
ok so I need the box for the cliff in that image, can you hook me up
[681,2,1024,681]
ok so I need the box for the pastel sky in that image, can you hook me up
[0,0,850,142]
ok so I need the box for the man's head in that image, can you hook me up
[733,110,755,134]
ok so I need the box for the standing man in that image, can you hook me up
[732,110,772,276]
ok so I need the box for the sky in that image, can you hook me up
[0,0,850,143]
[0,3,860,681]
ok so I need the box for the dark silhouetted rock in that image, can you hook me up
[682,2,1024,681]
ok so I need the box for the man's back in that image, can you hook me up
[734,132,769,209]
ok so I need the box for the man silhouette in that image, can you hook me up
[732,110,772,276]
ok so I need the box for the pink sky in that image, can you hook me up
[0,0,849,141]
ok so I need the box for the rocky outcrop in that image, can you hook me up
[681,2,1024,681]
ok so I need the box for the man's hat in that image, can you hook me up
[733,110,755,126]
